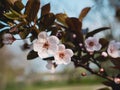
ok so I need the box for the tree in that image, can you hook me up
[0,0,120,90]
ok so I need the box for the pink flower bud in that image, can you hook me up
[114,78,120,84]
[101,52,108,57]
[2,33,15,44]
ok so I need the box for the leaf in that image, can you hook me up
[110,58,120,69]
[79,7,91,21]
[102,81,113,86]
[86,27,110,38]
[24,0,40,22]
[0,23,6,29]
[56,13,68,26]
[19,28,30,39]
[99,38,109,48]
[4,11,20,20]
[27,50,38,60]
[41,3,50,16]
[13,0,24,12]
[65,17,83,43]
[40,13,55,29]
[43,57,54,61]
[98,87,111,90]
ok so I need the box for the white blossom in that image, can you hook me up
[54,44,73,65]
[107,40,120,58]
[33,31,59,58]
[85,36,102,52]
[2,33,15,44]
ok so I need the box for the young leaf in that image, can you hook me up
[41,3,50,16]
[65,17,84,43]
[24,0,40,22]
[19,28,30,39]
[56,13,68,26]
[40,13,55,29]
[86,27,110,38]
[27,50,38,60]
[99,38,109,48]
[79,7,91,21]
[65,17,82,33]
[13,0,24,12]
[110,58,120,69]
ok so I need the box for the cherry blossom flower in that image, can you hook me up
[2,33,15,44]
[54,44,73,65]
[107,40,120,58]
[85,36,102,52]
[33,31,59,58]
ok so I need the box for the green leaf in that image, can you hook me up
[79,7,91,21]
[86,27,110,38]
[4,11,20,20]
[27,50,38,60]
[24,0,40,22]
[56,13,68,26]
[41,3,50,16]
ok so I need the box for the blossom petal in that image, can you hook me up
[63,56,71,65]
[58,44,65,51]
[38,50,49,58]
[38,31,48,43]
[65,49,73,57]
[48,44,58,55]
[48,36,59,44]
[33,40,43,52]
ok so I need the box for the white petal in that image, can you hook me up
[38,31,48,43]
[33,40,43,52]
[48,36,59,44]
[54,59,63,64]
[48,44,58,55]
[63,56,71,65]
[94,44,102,51]
[38,50,49,58]
[65,49,73,57]
[58,44,65,51]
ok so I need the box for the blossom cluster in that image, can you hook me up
[85,36,120,58]
[33,31,73,71]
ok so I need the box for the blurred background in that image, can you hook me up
[0,0,120,90]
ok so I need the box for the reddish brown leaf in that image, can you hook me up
[79,7,91,21]
[86,27,110,38]
[99,38,109,48]
[111,58,120,69]
[24,0,40,22]
[65,17,83,43]
[41,3,50,16]
[40,13,55,29]
[56,13,68,26]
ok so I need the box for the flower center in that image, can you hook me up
[89,41,94,46]
[43,42,49,49]
[59,52,65,59]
